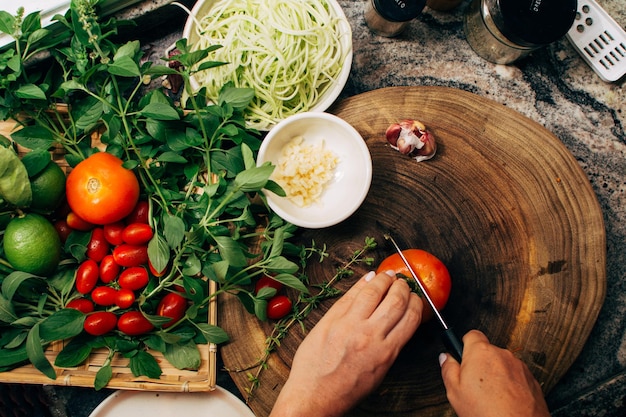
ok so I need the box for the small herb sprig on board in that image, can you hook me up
[0,0,313,389]
[238,237,377,400]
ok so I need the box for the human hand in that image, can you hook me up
[440,330,551,417]
[269,270,423,417]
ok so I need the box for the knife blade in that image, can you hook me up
[384,234,464,362]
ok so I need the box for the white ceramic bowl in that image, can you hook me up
[257,112,372,229]
[182,0,353,130]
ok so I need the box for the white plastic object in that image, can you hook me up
[566,0,626,82]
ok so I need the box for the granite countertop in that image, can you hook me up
[28,0,626,416]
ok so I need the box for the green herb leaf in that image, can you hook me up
[10,125,55,151]
[163,339,201,370]
[234,165,274,192]
[140,103,180,121]
[0,146,31,207]
[108,55,141,77]
[129,351,162,379]
[15,84,47,100]
[39,309,84,341]
[55,336,93,367]
[95,363,113,391]
[195,323,229,344]
[0,293,18,324]
[163,214,185,249]
[26,323,56,380]
[0,11,15,36]
[2,271,41,302]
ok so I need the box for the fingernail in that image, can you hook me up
[364,271,375,282]
[384,269,396,278]
[438,353,447,367]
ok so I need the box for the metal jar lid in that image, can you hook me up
[486,0,578,47]
[372,0,426,23]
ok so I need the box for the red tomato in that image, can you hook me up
[91,286,118,306]
[376,249,451,323]
[86,228,110,262]
[84,311,117,336]
[113,244,149,267]
[115,288,136,309]
[255,275,283,295]
[117,311,154,336]
[66,211,94,231]
[103,221,125,246]
[267,295,292,320]
[66,298,94,314]
[118,266,149,291]
[65,152,140,225]
[99,254,120,284]
[156,292,188,328]
[76,259,99,294]
[122,223,154,245]
[125,200,150,224]
[54,219,72,243]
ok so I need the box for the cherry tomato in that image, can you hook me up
[118,266,149,291]
[112,244,149,267]
[115,288,136,309]
[66,152,140,225]
[156,292,188,328]
[267,295,292,320]
[84,311,117,336]
[66,211,94,231]
[54,219,72,243]
[99,254,120,284]
[91,286,118,306]
[103,221,125,246]
[117,311,154,336]
[125,200,150,224]
[86,228,110,262]
[122,223,154,245]
[66,298,94,314]
[376,249,451,323]
[76,259,99,294]
[255,274,283,295]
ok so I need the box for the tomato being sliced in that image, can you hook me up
[376,249,451,323]
[66,152,140,225]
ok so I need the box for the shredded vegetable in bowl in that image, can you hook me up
[183,0,352,130]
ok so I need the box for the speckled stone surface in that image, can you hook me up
[37,0,625,416]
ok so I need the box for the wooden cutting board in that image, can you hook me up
[219,86,606,417]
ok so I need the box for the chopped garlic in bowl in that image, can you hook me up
[257,112,372,229]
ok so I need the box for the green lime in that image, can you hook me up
[30,162,66,212]
[3,213,62,276]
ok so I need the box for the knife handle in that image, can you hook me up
[442,328,464,363]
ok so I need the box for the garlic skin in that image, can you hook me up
[385,119,437,162]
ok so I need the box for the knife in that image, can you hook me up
[384,234,464,362]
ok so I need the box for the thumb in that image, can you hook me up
[439,352,460,390]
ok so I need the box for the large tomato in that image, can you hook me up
[376,249,451,323]
[66,152,140,225]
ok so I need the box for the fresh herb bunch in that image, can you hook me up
[0,0,312,389]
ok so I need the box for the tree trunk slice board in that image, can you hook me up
[219,86,606,417]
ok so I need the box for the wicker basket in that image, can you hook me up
[0,118,218,392]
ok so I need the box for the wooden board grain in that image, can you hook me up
[219,86,607,416]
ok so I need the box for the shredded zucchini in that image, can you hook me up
[188,0,350,130]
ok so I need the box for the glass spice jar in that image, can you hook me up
[463,0,577,64]
[365,0,427,37]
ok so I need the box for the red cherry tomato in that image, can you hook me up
[117,311,154,336]
[91,286,118,306]
[54,219,72,243]
[376,249,452,323]
[99,254,120,284]
[86,228,110,262]
[125,200,149,224]
[66,298,95,314]
[156,292,188,328]
[122,223,154,245]
[75,259,99,294]
[118,266,149,291]
[103,221,125,246]
[66,211,94,231]
[83,311,117,336]
[115,288,136,309]
[112,244,149,267]
[255,274,283,295]
[267,295,292,320]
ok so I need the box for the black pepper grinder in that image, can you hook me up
[365,0,427,37]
